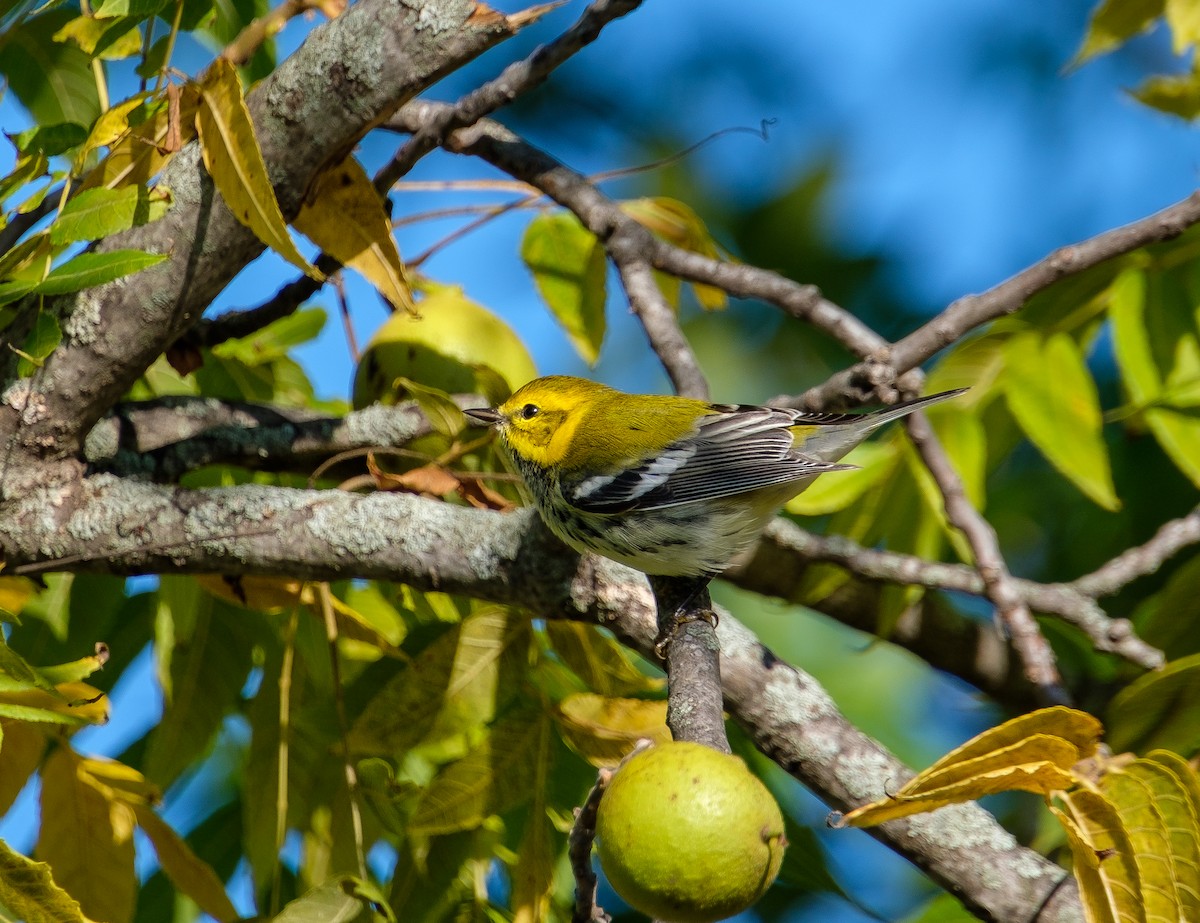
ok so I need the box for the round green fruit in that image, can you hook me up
[595,742,787,923]
[352,287,536,408]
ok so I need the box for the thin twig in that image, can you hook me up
[376,0,643,190]
[1071,503,1200,598]
[609,248,709,398]
[905,412,1070,704]
[798,190,1200,409]
[387,104,886,364]
[747,519,1163,670]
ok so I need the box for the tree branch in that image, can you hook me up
[0,477,1082,921]
[798,190,1200,409]
[385,105,885,365]
[0,0,520,467]
[83,396,479,480]
[1070,502,1200,598]
[740,519,1163,672]
[905,412,1069,705]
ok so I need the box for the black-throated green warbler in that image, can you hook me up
[465,376,963,580]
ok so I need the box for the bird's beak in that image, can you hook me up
[464,407,502,425]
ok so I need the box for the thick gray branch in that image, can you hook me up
[0,478,1081,921]
[0,0,517,467]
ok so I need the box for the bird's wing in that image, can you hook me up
[565,407,852,513]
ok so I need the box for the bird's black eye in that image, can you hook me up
[520,403,540,420]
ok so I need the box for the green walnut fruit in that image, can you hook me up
[595,742,787,923]
[352,286,536,408]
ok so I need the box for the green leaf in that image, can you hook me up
[12,122,88,157]
[0,836,88,923]
[521,211,606,365]
[0,10,101,128]
[210,306,325,366]
[34,248,166,295]
[92,0,166,17]
[1110,264,1200,486]
[196,57,320,280]
[16,312,62,376]
[0,152,49,206]
[1108,652,1200,755]
[410,707,546,835]
[1003,329,1119,510]
[51,186,170,245]
[1073,0,1165,63]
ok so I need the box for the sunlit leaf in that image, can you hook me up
[34,249,167,295]
[349,608,529,757]
[53,14,143,59]
[511,716,555,923]
[16,312,61,377]
[521,211,606,365]
[79,87,200,192]
[210,306,325,366]
[272,877,376,923]
[0,721,48,815]
[621,196,728,309]
[1134,70,1200,119]
[50,185,170,244]
[1101,762,1184,921]
[1166,0,1200,53]
[1073,0,1164,63]
[294,155,413,313]
[196,58,320,279]
[0,836,88,923]
[1004,330,1119,510]
[545,622,660,697]
[1052,788,1144,923]
[785,441,897,516]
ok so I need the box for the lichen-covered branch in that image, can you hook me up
[0,475,1082,921]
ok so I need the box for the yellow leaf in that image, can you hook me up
[545,622,662,697]
[79,87,200,192]
[900,734,1084,797]
[0,836,89,923]
[1052,790,1145,923]
[196,59,321,280]
[621,197,728,309]
[133,805,239,922]
[1101,758,1193,920]
[555,693,671,767]
[0,720,47,815]
[839,761,1077,828]
[195,573,310,612]
[917,706,1102,780]
[38,748,136,923]
[0,576,36,616]
[294,156,413,313]
[0,681,109,727]
[511,717,554,923]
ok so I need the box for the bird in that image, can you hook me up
[464,376,964,587]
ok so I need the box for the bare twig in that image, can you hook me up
[377,0,644,190]
[744,519,1163,671]
[799,190,1200,409]
[221,0,340,66]
[386,105,886,364]
[609,250,709,398]
[1071,503,1200,598]
[905,412,1069,704]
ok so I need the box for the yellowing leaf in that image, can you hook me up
[545,622,661,697]
[1052,790,1145,923]
[1134,70,1200,119]
[196,58,320,280]
[294,155,413,313]
[839,761,1077,828]
[1004,330,1119,510]
[1073,0,1164,64]
[511,716,554,923]
[79,87,200,192]
[1101,763,1184,921]
[621,197,728,309]
[837,708,1103,828]
[38,747,137,923]
[0,721,47,815]
[0,836,88,923]
[521,211,606,365]
[555,693,671,767]
[1166,0,1200,53]
[133,805,239,922]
